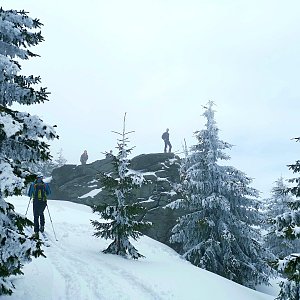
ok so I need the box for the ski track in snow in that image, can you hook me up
[48,242,106,299]
[45,222,164,300]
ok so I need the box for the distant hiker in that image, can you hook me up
[28,173,51,238]
[80,150,88,165]
[105,150,113,159]
[162,128,172,153]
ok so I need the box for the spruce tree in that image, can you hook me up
[169,101,271,288]
[91,114,151,259]
[264,177,298,258]
[54,148,67,168]
[271,138,300,300]
[23,159,56,178]
[271,199,300,300]
[24,148,67,177]
[0,8,58,295]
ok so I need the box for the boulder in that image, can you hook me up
[49,153,184,250]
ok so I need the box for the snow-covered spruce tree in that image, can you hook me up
[23,159,56,178]
[23,148,67,177]
[0,8,58,295]
[270,138,300,300]
[288,138,300,198]
[168,101,271,288]
[264,177,299,258]
[270,200,300,300]
[91,114,151,259]
[54,148,67,168]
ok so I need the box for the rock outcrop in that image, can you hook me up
[49,153,183,250]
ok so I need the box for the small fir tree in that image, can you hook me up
[54,148,67,168]
[264,177,298,258]
[23,159,56,177]
[271,138,300,300]
[23,148,67,177]
[0,8,58,295]
[91,114,151,259]
[169,101,271,288]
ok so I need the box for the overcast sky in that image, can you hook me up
[4,0,300,197]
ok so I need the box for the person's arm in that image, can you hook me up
[45,183,51,196]
[27,183,33,198]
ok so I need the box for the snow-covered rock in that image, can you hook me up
[49,153,183,249]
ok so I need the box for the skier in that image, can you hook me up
[80,150,88,165]
[28,173,51,238]
[162,128,172,153]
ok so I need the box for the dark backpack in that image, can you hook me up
[81,153,88,162]
[33,182,47,201]
[162,132,167,140]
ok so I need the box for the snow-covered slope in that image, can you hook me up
[3,196,275,300]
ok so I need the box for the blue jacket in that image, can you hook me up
[28,179,51,200]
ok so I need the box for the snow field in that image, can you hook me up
[2,196,275,300]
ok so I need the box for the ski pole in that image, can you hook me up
[46,204,58,241]
[25,198,32,216]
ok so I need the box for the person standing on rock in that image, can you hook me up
[80,150,88,165]
[105,150,113,159]
[162,128,172,153]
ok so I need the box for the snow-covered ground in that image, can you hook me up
[3,196,279,300]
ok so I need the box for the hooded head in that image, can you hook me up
[36,172,43,182]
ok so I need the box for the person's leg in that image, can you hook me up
[168,141,172,153]
[33,201,40,234]
[40,202,47,232]
[164,141,167,153]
